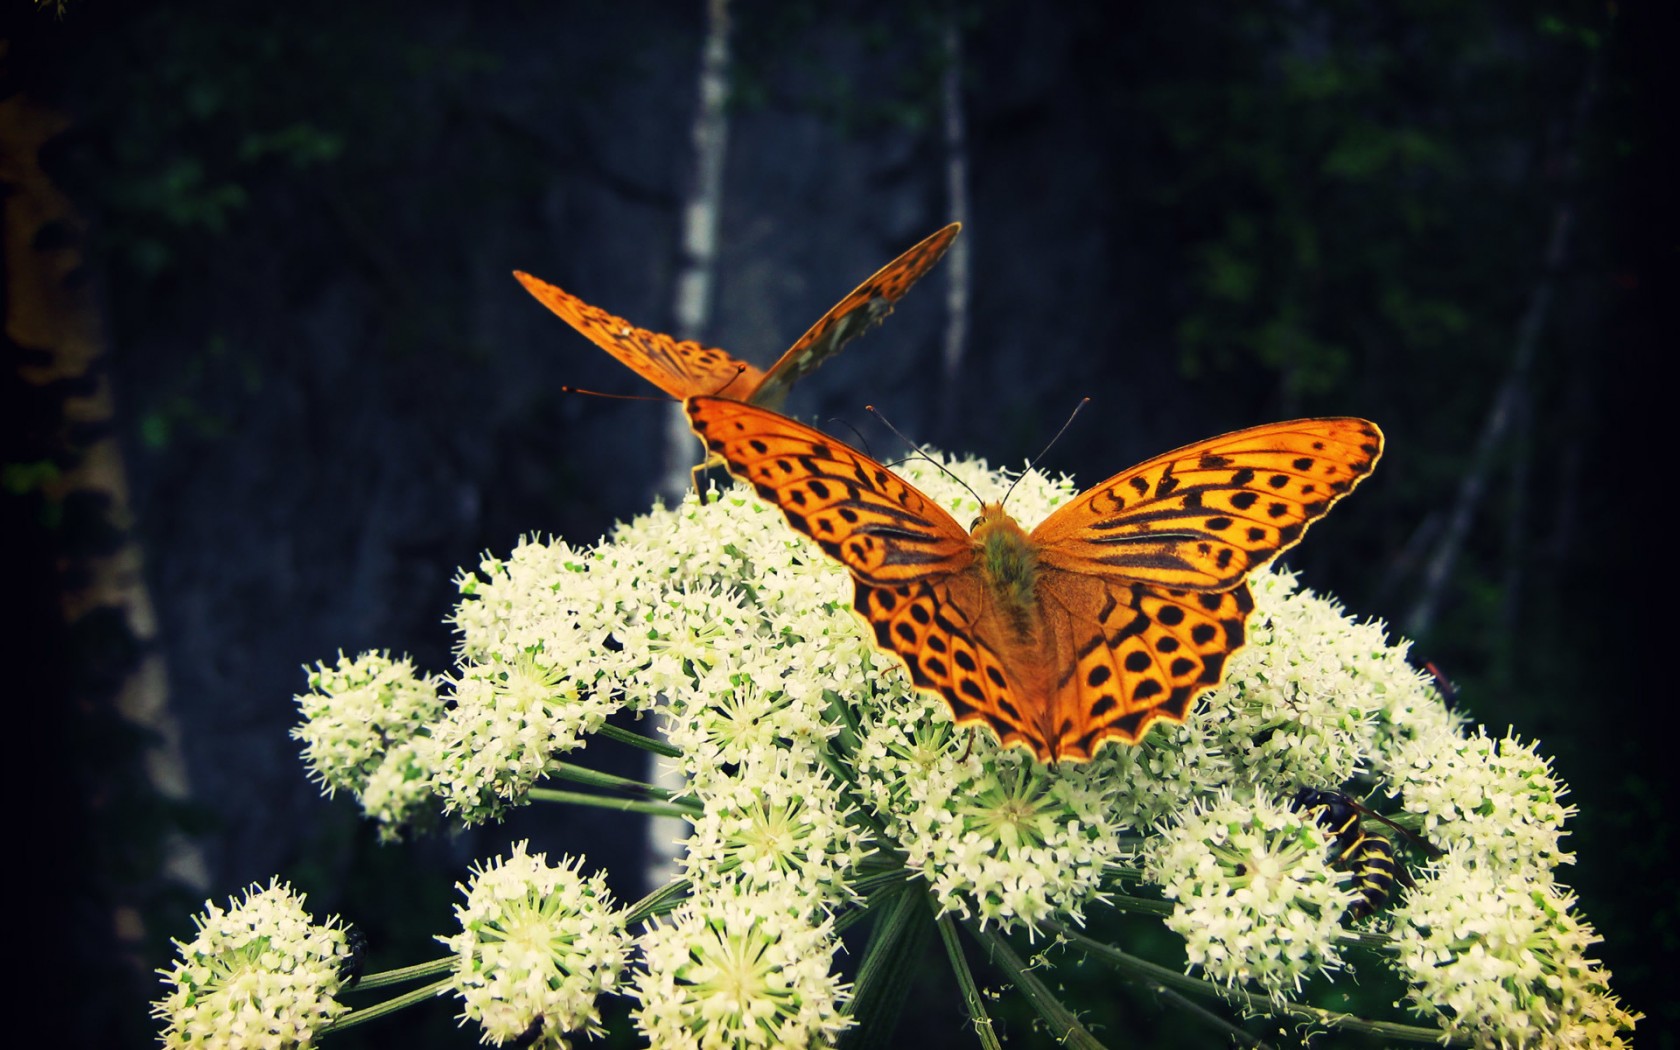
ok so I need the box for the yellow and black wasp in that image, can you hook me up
[1293,787,1441,920]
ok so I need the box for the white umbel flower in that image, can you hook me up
[1392,851,1640,1048]
[628,884,853,1049]
[293,651,443,798]
[1388,725,1576,876]
[153,880,355,1050]
[1146,789,1351,998]
[441,842,627,1048]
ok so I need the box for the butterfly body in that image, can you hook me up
[687,397,1381,764]
[972,507,1043,636]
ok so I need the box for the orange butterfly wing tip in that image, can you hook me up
[512,270,764,400]
[749,223,962,410]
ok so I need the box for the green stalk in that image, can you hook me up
[842,883,932,1048]
[594,720,683,757]
[1045,920,1468,1046]
[320,977,453,1034]
[344,956,454,991]
[528,787,700,818]
[964,923,1107,1050]
[935,913,1001,1050]
[543,762,676,797]
[622,878,691,926]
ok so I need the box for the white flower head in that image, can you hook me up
[357,739,438,840]
[421,648,620,826]
[853,689,1125,935]
[292,650,444,798]
[629,884,853,1049]
[1391,851,1640,1047]
[1146,789,1351,998]
[679,751,872,904]
[440,842,627,1048]
[1389,725,1576,875]
[153,880,355,1049]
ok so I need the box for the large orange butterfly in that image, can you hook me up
[687,397,1382,764]
[513,224,959,409]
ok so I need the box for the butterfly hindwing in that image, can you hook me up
[686,397,971,587]
[1040,573,1254,761]
[513,272,763,400]
[854,576,1052,755]
[1033,418,1383,590]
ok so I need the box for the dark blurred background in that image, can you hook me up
[7,0,1670,1046]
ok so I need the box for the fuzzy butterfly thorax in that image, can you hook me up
[686,396,1382,764]
[971,506,1043,639]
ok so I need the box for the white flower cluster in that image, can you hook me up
[1145,788,1352,997]
[630,884,853,1049]
[1391,856,1640,1047]
[293,651,444,836]
[153,880,356,1050]
[1389,725,1575,873]
[440,842,628,1048]
[280,453,1636,1046]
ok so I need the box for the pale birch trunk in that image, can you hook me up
[647,0,732,890]
[0,88,209,958]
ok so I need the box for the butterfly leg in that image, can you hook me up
[691,461,712,505]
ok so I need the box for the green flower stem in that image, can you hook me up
[344,956,454,991]
[1045,920,1468,1047]
[843,883,933,1046]
[1339,926,1398,952]
[544,761,678,798]
[593,720,683,757]
[319,976,453,1034]
[849,864,911,897]
[528,787,700,818]
[1104,891,1173,918]
[622,878,691,927]
[965,923,1108,1050]
[936,913,1002,1050]
[1149,984,1272,1048]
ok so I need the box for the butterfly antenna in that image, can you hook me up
[559,385,668,402]
[827,418,877,461]
[865,405,985,506]
[1000,397,1091,506]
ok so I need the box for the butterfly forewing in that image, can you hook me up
[686,397,971,587]
[1032,418,1383,590]
[751,224,961,410]
[514,272,765,400]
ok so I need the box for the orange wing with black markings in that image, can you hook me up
[515,223,959,406]
[686,397,1382,763]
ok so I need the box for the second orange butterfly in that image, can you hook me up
[514,223,959,408]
